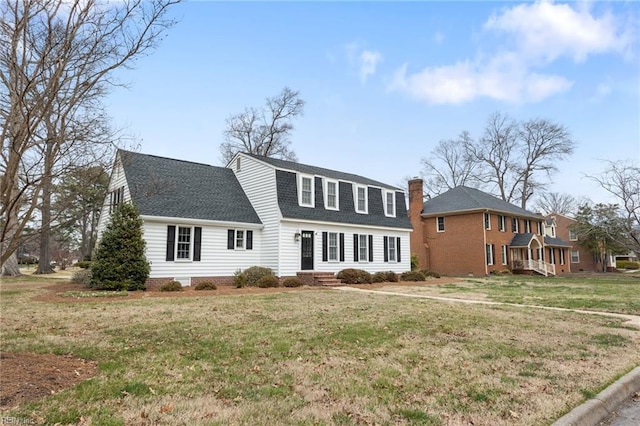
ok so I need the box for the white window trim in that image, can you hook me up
[571,250,580,263]
[175,226,193,262]
[358,234,368,262]
[355,185,368,214]
[298,174,315,208]
[486,244,494,265]
[501,245,508,265]
[560,249,565,265]
[384,190,396,217]
[324,179,339,211]
[485,212,491,230]
[328,232,338,262]
[436,216,445,233]
[388,236,397,263]
[498,215,506,232]
[569,229,578,241]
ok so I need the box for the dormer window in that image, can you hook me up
[355,185,368,214]
[384,191,396,217]
[298,174,314,207]
[324,179,339,210]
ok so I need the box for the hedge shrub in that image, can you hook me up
[257,275,280,288]
[337,268,372,284]
[372,271,398,283]
[401,270,426,281]
[283,277,304,288]
[617,260,640,270]
[159,281,183,292]
[71,269,92,286]
[421,270,442,278]
[194,282,217,290]
[75,261,92,269]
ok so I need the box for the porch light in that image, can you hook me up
[294,232,301,242]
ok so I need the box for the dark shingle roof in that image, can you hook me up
[119,150,261,224]
[509,233,539,247]
[422,186,541,219]
[544,236,572,247]
[275,171,412,229]
[243,153,402,190]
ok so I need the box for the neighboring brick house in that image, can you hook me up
[544,213,606,272]
[408,179,572,276]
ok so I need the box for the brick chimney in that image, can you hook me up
[408,178,427,269]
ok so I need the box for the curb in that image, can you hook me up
[552,366,640,426]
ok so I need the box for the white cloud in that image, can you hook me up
[359,50,382,83]
[484,0,634,64]
[389,0,634,105]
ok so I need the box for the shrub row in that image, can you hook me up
[159,281,183,292]
[616,260,640,270]
[337,268,441,284]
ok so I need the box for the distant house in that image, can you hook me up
[408,179,572,276]
[544,213,614,272]
[97,150,412,287]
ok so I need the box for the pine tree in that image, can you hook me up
[90,203,150,290]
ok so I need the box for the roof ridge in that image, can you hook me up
[119,149,219,169]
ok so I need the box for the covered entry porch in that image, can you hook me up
[509,233,556,276]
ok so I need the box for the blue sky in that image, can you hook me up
[106,0,639,206]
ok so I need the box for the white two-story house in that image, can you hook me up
[97,150,412,287]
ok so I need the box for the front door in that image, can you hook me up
[301,230,314,270]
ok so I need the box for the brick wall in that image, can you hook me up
[551,214,600,272]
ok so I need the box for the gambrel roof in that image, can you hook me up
[422,186,541,220]
[118,150,262,224]
[243,152,402,191]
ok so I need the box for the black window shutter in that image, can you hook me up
[322,232,328,262]
[353,234,359,262]
[246,230,253,250]
[492,244,496,265]
[383,237,388,262]
[339,233,345,262]
[368,235,373,262]
[396,237,401,262]
[166,225,176,261]
[227,230,235,250]
[193,227,202,261]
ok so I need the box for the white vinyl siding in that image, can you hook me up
[232,154,280,271]
[278,221,410,276]
[144,220,261,278]
[97,155,131,239]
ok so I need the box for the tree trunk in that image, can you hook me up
[1,251,21,276]
[36,141,55,275]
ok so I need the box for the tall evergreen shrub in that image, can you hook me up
[90,203,150,290]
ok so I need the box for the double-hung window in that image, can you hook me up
[486,244,495,265]
[484,213,491,230]
[512,218,520,233]
[355,185,368,213]
[384,236,401,263]
[322,232,344,262]
[299,175,314,207]
[498,215,506,231]
[325,180,339,210]
[384,191,396,217]
[227,229,253,250]
[437,216,445,232]
[166,225,202,262]
[571,250,580,263]
[569,229,578,241]
[525,220,532,233]
[353,233,373,262]
[177,227,192,259]
[501,245,508,265]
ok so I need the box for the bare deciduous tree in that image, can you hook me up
[588,160,640,255]
[422,112,575,210]
[533,192,579,216]
[420,131,481,197]
[1,0,179,274]
[220,87,304,164]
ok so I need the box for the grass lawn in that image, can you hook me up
[380,274,640,315]
[1,275,639,425]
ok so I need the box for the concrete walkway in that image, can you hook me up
[334,286,640,426]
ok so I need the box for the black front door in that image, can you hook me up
[301,230,314,270]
